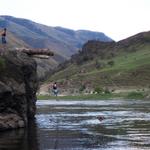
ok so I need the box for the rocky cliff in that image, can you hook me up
[0,50,38,131]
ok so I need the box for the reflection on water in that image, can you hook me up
[1,99,150,150]
[0,118,39,150]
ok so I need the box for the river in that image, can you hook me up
[0,99,150,150]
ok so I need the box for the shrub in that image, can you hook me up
[126,92,144,99]
[104,88,111,94]
[0,57,6,70]
[107,60,115,67]
[79,84,86,92]
[94,87,103,94]
[95,60,105,69]
[95,60,101,69]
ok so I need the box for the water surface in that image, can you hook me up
[1,99,150,150]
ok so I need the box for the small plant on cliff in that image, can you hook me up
[0,57,6,70]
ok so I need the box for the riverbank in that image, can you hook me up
[37,91,146,100]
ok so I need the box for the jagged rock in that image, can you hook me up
[0,50,38,131]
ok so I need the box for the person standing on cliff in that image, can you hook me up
[1,28,7,45]
[0,28,7,54]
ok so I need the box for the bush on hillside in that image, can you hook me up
[107,60,115,67]
[126,91,144,99]
[104,88,111,94]
[0,57,6,70]
[79,84,86,92]
[94,86,104,94]
[95,60,106,69]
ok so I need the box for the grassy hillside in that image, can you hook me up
[43,31,150,95]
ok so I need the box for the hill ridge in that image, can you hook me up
[0,15,113,58]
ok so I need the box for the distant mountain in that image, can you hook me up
[0,15,113,80]
[0,15,113,58]
[43,31,150,94]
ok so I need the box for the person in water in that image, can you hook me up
[97,115,105,121]
[52,82,58,96]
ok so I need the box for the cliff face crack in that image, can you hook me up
[0,50,38,131]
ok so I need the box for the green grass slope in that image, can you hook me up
[44,31,150,94]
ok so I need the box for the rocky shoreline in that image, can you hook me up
[0,113,24,130]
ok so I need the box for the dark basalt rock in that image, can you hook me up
[0,50,38,131]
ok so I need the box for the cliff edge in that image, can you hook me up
[0,50,38,131]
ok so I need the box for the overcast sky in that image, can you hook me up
[0,0,150,41]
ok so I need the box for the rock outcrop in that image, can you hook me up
[0,50,38,131]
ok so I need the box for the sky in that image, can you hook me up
[0,0,150,41]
